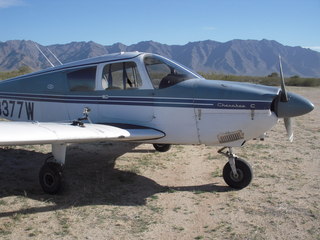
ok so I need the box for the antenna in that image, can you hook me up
[47,47,63,65]
[34,43,55,67]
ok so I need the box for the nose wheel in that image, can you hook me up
[218,147,253,189]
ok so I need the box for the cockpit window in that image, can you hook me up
[102,61,142,90]
[144,55,200,89]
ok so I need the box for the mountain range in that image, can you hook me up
[0,39,320,77]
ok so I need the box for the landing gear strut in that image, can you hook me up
[218,147,253,189]
[39,144,66,194]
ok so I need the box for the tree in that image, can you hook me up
[18,66,32,74]
[268,72,279,78]
[290,75,300,79]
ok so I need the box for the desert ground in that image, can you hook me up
[0,87,319,240]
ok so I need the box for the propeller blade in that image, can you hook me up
[278,56,293,142]
[279,55,288,102]
[284,117,293,142]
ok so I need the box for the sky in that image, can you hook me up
[0,0,319,51]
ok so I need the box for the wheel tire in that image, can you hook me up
[153,144,171,152]
[223,157,253,189]
[39,162,63,194]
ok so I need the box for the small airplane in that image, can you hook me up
[0,52,314,194]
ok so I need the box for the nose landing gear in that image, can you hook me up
[218,147,253,189]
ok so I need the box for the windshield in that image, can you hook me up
[144,55,201,89]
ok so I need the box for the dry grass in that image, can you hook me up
[0,87,319,240]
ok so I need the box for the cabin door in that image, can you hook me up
[98,89,155,124]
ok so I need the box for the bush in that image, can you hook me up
[199,72,320,87]
[0,66,32,80]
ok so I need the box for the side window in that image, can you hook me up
[102,62,142,90]
[67,67,96,91]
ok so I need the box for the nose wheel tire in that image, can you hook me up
[223,157,253,189]
[153,144,171,152]
[39,162,63,194]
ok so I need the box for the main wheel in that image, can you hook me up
[153,144,171,152]
[39,162,63,194]
[223,157,253,189]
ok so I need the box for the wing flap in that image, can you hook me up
[0,122,164,146]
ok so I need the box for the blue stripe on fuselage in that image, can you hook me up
[0,92,271,110]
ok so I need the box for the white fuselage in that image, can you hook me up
[0,91,278,147]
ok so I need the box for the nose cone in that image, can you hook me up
[276,92,314,118]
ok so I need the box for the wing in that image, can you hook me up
[0,121,165,146]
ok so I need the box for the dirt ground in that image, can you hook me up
[0,87,319,240]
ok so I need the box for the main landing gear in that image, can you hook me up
[39,144,66,194]
[218,147,253,189]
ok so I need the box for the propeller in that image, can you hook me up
[273,56,313,141]
[278,55,293,142]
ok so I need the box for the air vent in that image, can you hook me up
[218,130,244,143]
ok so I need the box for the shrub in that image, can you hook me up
[199,72,320,87]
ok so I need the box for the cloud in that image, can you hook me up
[0,0,24,8]
[303,46,320,52]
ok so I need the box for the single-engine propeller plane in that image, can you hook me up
[0,52,314,194]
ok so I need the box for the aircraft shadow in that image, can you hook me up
[0,142,230,218]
